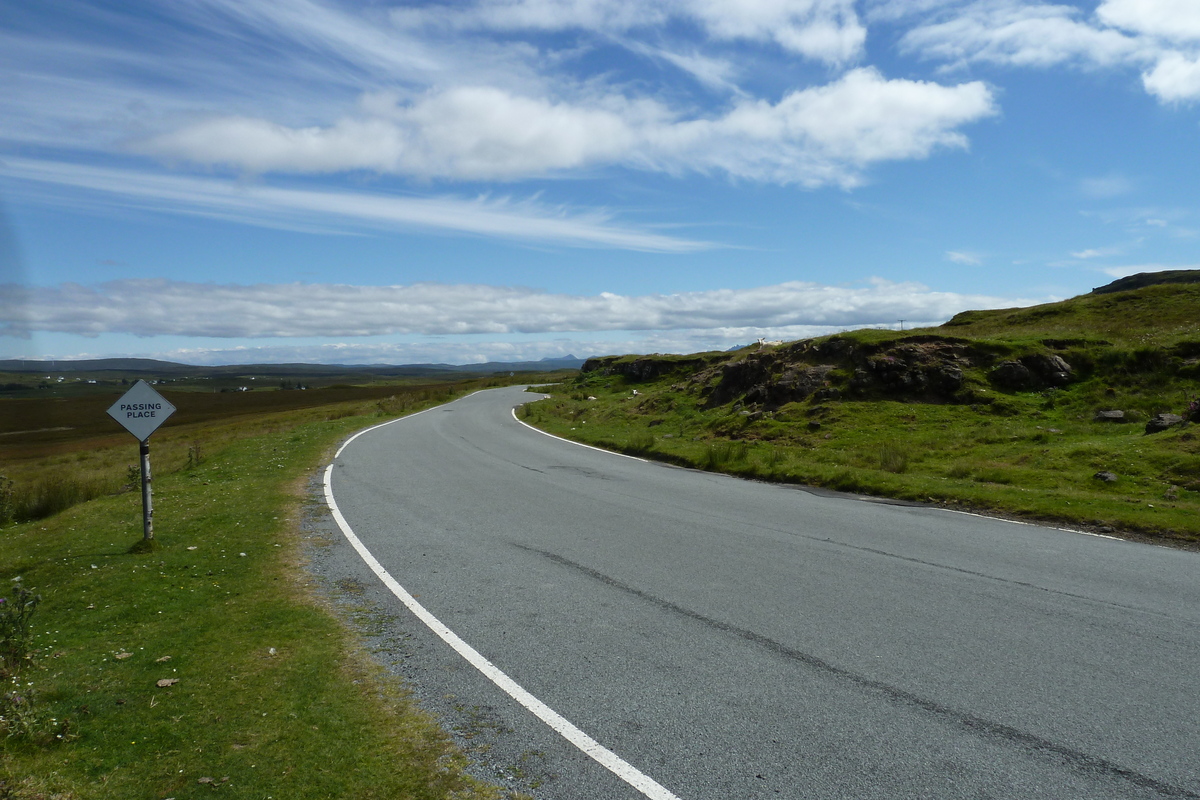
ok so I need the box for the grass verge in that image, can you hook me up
[520,380,1200,546]
[1,395,523,799]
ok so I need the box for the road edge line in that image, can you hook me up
[323,414,680,800]
[511,404,649,462]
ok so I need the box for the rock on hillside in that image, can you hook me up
[583,335,1084,411]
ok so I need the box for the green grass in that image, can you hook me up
[523,369,1200,544]
[1,387,530,799]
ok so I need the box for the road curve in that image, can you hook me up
[325,386,1200,800]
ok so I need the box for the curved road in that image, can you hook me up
[325,386,1200,799]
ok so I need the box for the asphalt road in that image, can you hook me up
[324,385,1200,799]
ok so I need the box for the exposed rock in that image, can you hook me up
[1094,410,1126,422]
[1023,354,1073,386]
[582,355,709,381]
[990,361,1036,390]
[1094,471,1119,483]
[1145,413,1185,434]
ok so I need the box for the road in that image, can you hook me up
[323,385,1200,799]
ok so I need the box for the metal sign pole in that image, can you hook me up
[139,438,153,541]
[107,381,174,549]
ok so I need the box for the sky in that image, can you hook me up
[2,0,1199,366]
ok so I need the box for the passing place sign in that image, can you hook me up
[107,380,177,442]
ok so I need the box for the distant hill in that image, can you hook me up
[0,355,586,376]
[1091,269,1200,295]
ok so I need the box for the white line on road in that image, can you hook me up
[324,400,681,800]
[512,405,649,462]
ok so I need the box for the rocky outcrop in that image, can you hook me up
[990,354,1073,391]
[695,336,982,410]
[1145,413,1185,434]
[582,355,711,381]
[590,334,1082,412]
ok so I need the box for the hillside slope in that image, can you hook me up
[524,277,1200,543]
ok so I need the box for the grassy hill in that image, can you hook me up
[522,277,1200,544]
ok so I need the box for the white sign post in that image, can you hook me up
[107,381,176,545]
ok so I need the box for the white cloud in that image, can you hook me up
[1142,52,1200,103]
[1097,0,1200,43]
[1070,246,1120,259]
[900,2,1147,70]
[0,158,709,252]
[946,250,982,265]
[138,70,996,188]
[2,277,1033,341]
[899,0,1200,103]
[395,0,867,64]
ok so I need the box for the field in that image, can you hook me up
[0,374,556,799]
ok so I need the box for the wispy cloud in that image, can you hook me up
[393,0,868,65]
[946,250,982,265]
[899,0,1200,103]
[0,158,711,252]
[3,277,1034,340]
[1080,174,1134,199]
[1070,245,1122,259]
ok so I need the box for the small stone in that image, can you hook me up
[198,777,214,785]
[187,546,198,551]
[1093,410,1126,423]
[156,655,172,663]
[156,678,180,688]
[1094,471,1119,483]
[115,652,132,660]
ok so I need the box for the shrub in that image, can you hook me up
[0,582,39,680]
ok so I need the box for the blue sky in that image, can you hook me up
[2,0,1199,365]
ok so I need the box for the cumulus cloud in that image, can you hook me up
[0,158,709,252]
[138,70,996,187]
[1142,52,1200,103]
[1097,0,1200,43]
[2,278,1029,340]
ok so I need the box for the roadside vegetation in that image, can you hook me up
[521,279,1200,545]
[0,374,552,799]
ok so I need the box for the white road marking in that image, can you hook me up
[511,407,649,462]
[515,397,1131,544]
[324,400,681,800]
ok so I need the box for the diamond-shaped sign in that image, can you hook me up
[107,380,176,442]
